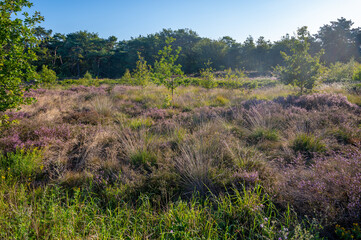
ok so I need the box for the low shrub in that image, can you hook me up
[276,147,361,224]
[322,60,360,83]
[352,65,361,81]
[37,65,57,85]
[0,148,43,181]
[335,223,361,240]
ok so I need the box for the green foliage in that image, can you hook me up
[121,69,132,83]
[153,37,185,96]
[274,27,324,94]
[199,60,217,89]
[0,148,43,181]
[162,94,172,108]
[322,59,360,83]
[224,68,247,80]
[0,183,322,239]
[335,223,361,240]
[129,117,153,130]
[291,133,326,155]
[130,150,157,168]
[352,65,361,81]
[249,128,279,144]
[132,52,152,87]
[84,71,93,80]
[0,0,43,112]
[38,65,57,84]
[0,114,18,130]
[212,95,230,106]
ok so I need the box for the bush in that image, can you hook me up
[0,148,43,181]
[322,60,360,83]
[84,71,93,81]
[132,52,152,87]
[352,65,361,81]
[335,223,361,240]
[277,147,361,224]
[199,61,217,89]
[38,65,57,85]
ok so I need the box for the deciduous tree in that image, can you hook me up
[0,0,43,113]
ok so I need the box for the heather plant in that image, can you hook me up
[276,147,361,224]
[273,93,357,110]
[0,122,73,153]
[1,74,361,238]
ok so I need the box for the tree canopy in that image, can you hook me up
[0,0,43,113]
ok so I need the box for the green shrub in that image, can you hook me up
[352,65,361,81]
[38,65,57,85]
[291,133,326,155]
[0,148,43,181]
[323,60,360,83]
[132,52,152,87]
[200,61,217,89]
[335,223,361,240]
[84,71,93,81]
[121,69,133,84]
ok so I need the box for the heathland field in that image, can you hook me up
[1,78,361,239]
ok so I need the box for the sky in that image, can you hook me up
[28,0,361,43]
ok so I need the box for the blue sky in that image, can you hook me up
[29,0,361,42]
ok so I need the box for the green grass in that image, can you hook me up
[0,148,43,181]
[248,128,279,144]
[0,181,322,239]
[291,133,326,156]
[129,117,153,130]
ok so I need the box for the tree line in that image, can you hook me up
[34,17,361,79]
